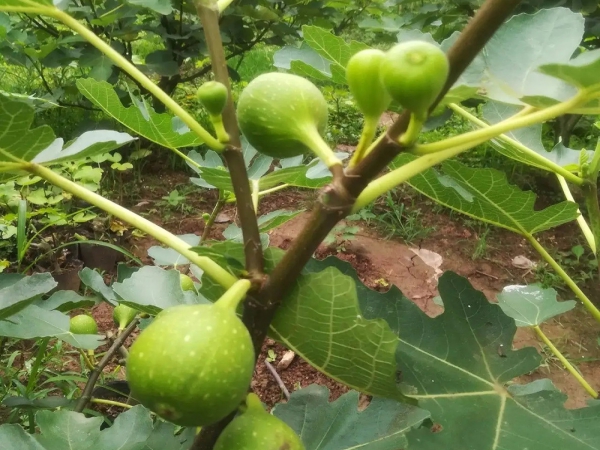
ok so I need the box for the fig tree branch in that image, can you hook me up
[195,0,265,279]
[74,318,139,413]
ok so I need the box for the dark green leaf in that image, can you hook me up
[273,385,429,450]
[0,272,56,320]
[79,267,117,305]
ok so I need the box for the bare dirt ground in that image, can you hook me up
[84,165,600,417]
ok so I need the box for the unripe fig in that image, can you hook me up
[70,314,98,335]
[179,273,195,292]
[215,393,306,450]
[346,49,391,120]
[112,304,138,330]
[196,81,228,116]
[236,72,330,160]
[126,299,255,427]
[380,41,449,117]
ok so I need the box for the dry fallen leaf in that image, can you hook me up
[277,350,295,370]
[410,247,443,282]
[511,255,536,270]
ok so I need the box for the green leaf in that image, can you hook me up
[144,50,179,77]
[259,161,330,191]
[538,48,600,90]
[140,422,196,450]
[273,385,429,450]
[35,290,96,312]
[0,272,56,320]
[407,378,600,449]
[127,0,172,15]
[0,406,195,450]
[79,267,118,305]
[274,25,368,84]
[93,405,153,450]
[223,210,304,242]
[392,157,579,235]
[76,79,202,149]
[147,233,200,266]
[475,8,584,104]
[0,305,104,350]
[270,266,410,402]
[33,131,134,165]
[111,266,192,315]
[0,100,57,163]
[35,410,105,450]
[497,284,576,327]
[0,424,45,450]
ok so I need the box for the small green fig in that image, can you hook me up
[70,314,98,335]
[126,300,255,427]
[236,72,330,160]
[346,49,391,120]
[214,393,306,450]
[380,40,449,117]
[113,304,138,330]
[179,273,195,292]
[196,81,228,116]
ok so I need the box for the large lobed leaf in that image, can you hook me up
[390,156,579,236]
[77,79,201,150]
[273,384,429,450]
[0,406,196,450]
[0,99,133,172]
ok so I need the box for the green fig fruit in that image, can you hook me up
[236,72,331,161]
[179,273,195,292]
[214,393,305,450]
[380,40,449,117]
[70,314,98,335]
[346,49,391,120]
[126,301,255,427]
[112,304,138,330]
[196,81,229,116]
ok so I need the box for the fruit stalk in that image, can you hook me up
[214,279,252,311]
[74,318,140,413]
[195,0,265,278]
[28,163,237,289]
[349,116,379,167]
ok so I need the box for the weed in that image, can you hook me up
[367,191,435,244]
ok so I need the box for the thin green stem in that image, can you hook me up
[258,183,290,198]
[75,318,140,413]
[349,117,379,168]
[251,179,260,213]
[556,174,596,254]
[45,10,223,151]
[90,398,134,409]
[29,164,237,289]
[448,103,584,185]
[533,325,598,398]
[352,141,474,213]
[200,192,226,244]
[417,93,587,169]
[526,234,600,323]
